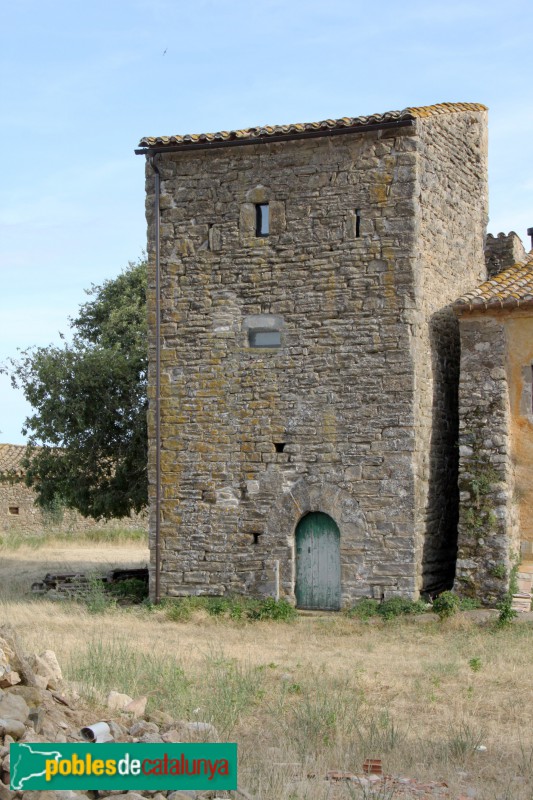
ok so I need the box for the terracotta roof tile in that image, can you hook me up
[0,444,28,477]
[138,102,487,149]
[454,253,533,312]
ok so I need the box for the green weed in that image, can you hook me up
[497,554,520,627]
[377,597,427,620]
[164,596,297,623]
[162,596,203,622]
[458,597,481,611]
[345,598,380,620]
[497,598,517,626]
[345,597,427,621]
[85,574,117,614]
[432,591,460,620]
[490,563,507,580]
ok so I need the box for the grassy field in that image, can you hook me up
[1,538,532,799]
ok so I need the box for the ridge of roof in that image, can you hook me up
[138,102,487,149]
[454,252,533,312]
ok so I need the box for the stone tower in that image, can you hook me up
[138,102,488,607]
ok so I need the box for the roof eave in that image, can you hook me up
[135,118,415,156]
[454,297,533,314]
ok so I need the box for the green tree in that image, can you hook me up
[9,259,147,519]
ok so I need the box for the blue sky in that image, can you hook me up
[1,0,532,444]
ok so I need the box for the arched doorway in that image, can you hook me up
[295,512,341,610]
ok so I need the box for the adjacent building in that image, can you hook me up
[454,236,533,605]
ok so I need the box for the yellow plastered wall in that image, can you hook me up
[505,314,533,556]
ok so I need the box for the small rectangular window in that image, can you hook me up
[249,330,281,348]
[8,506,19,515]
[255,203,269,236]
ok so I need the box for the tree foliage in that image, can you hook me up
[10,259,148,519]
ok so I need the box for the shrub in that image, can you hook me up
[432,591,460,620]
[248,597,297,621]
[345,597,427,621]
[345,598,380,620]
[163,598,195,621]
[85,574,116,614]
[164,595,297,623]
[496,554,520,627]
[205,597,231,616]
[377,597,427,620]
[496,596,517,626]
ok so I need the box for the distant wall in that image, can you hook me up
[0,480,147,536]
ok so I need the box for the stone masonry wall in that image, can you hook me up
[455,314,518,604]
[412,110,488,593]
[145,108,488,605]
[0,480,147,536]
[146,126,422,604]
[485,232,526,278]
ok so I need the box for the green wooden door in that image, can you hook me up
[295,512,341,610]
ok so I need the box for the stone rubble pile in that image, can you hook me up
[0,626,225,800]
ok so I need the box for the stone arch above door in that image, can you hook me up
[264,477,368,606]
[265,477,366,539]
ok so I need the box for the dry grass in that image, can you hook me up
[1,540,533,799]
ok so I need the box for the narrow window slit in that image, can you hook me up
[274,442,286,453]
[355,209,361,238]
[255,203,269,237]
[252,532,261,545]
